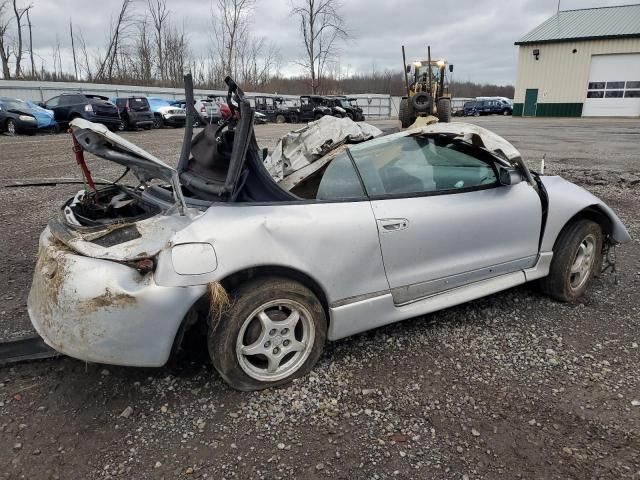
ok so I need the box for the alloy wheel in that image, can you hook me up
[235,299,315,382]
[569,234,596,291]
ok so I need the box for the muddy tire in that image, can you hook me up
[275,114,286,124]
[399,98,412,128]
[437,98,451,123]
[289,113,299,124]
[209,277,327,391]
[539,220,603,303]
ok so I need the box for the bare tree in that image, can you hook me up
[163,23,188,86]
[211,0,254,79]
[0,1,11,79]
[75,29,93,80]
[147,0,168,80]
[95,0,132,81]
[25,5,34,77]
[11,0,31,77]
[69,19,78,80]
[291,0,349,93]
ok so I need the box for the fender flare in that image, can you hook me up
[539,176,630,252]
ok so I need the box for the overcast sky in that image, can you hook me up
[22,0,640,85]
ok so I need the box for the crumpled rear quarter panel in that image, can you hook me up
[28,228,205,367]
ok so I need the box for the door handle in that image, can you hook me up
[378,218,409,232]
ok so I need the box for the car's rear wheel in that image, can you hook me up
[209,277,327,391]
[5,119,16,136]
[275,114,286,124]
[289,113,299,123]
[539,220,603,302]
[152,114,163,129]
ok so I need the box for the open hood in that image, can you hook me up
[70,118,175,183]
[70,118,187,212]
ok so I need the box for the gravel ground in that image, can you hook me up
[0,117,638,479]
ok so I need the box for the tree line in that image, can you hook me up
[0,0,514,98]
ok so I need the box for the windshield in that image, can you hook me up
[0,99,27,110]
[129,97,150,111]
[414,64,442,83]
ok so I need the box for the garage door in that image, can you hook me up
[582,53,640,117]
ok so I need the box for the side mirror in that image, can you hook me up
[449,64,454,73]
[498,165,523,186]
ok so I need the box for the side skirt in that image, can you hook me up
[327,252,553,341]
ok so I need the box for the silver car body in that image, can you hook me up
[27,119,630,367]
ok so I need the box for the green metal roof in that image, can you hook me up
[516,4,640,45]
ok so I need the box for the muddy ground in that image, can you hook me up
[0,117,638,479]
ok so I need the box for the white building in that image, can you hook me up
[514,4,640,117]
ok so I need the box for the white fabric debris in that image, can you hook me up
[264,116,382,181]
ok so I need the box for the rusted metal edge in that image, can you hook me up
[0,335,59,366]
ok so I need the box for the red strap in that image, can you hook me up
[68,128,96,192]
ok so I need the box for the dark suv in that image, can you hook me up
[41,93,121,129]
[297,95,331,122]
[327,96,365,121]
[113,97,154,130]
[469,100,512,116]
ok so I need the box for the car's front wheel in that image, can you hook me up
[540,219,603,302]
[209,277,327,391]
[5,119,16,136]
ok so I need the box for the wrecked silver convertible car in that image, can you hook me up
[28,77,630,390]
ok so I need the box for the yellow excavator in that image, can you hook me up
[398,45,453,128]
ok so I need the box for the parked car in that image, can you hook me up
[25,101,59,133]
[297,95,331,122]
[470,99,512,116]
[27,79,630,392]
[40,93,121,130]
[0,97,59,135]
[334,96,365,121]
[147,97,187,128]
[113,97,154,130]
[463,101,480,116]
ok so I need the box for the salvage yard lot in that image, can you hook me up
[0,117,639,479]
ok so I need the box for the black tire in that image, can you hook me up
[346,112,354,121]
[289,113,299,124]
[411,92,431,113]
[275,114,286,124]
[117,118,127,131]
[5,119,16,136]
[539,220,603,303]
[399,98,412,128]
[313,113,324,121]
[437,98,451,123]
[209,277,327,391]
[152,114,164,129]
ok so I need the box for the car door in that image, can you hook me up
[299,97,313,120]
[44,96,63,121]
[348,133,542,305]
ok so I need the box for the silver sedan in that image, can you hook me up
[28,81,630,390]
